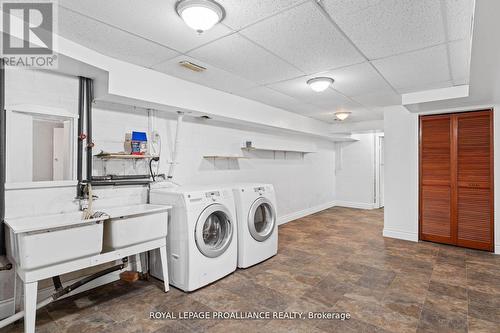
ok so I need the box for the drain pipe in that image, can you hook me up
[0,259,127,329]
[85,78,94,183]
[76,77,85,198]
[0,59,6,257]
[166,111,184,182]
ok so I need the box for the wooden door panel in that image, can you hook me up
[457,187,492,250]
[421,185,452,242]
[456,111,493,251]
[420,117,451,185]
[457,113,491,185]
[420,115,453,243]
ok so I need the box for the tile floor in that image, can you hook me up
[4,207,500,332]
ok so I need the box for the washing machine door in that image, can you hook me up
[195,204,234,258]
[248,197,276,242]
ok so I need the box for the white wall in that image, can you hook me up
[383,105,500,253]
[383,106,419,241]
[0,68,337,313]
[91,104,336,220]
[334,133,377,209]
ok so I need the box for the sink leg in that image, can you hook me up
[159,245,169,292]
[24,281,37,333]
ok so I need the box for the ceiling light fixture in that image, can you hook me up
[335,111,352,121]
[179,60,207,72]
[307,77,334,92]
[176,0,225,34]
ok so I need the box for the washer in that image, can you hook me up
[232,183,278,268]
[149,185,237,292]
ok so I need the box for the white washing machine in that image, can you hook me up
[232,183,278,268]
[149,185,237,292]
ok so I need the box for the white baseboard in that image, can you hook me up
[278,201,336,225]
[0,271,121,321]
[334,200,377,210]
[495,245,500,255]
[383,228,418,242]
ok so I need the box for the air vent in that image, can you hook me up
[179,61,206,72]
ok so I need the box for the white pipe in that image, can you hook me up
[0,297,52,329]
[167,111,184,181]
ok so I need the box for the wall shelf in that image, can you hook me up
[95,153,153,160]
[241,146,316,154]
[203,155,247,160]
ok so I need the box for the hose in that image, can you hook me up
[149,157,160,182]
[167,112,184,181]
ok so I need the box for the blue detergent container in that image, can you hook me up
[131,131,148,155]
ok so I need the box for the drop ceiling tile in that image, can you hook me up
[59,8,180,67]
[444,0,475,42]
[240,2,364,74]
[237,86,321,114]
[345,107,384,122]
[448,39,471,86]
[59,0,233,53]
[267,76,360,110]
[351,91,401,107]
[322,0,445,59]
[217,0,306,30]
[324,62,395,97]
[371,44,452,94]
[188,33,303,84]
[152,56,257,94]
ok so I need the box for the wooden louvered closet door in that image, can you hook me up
[419,110,494,251]
[420,115,454,245]
[456,111,493,251]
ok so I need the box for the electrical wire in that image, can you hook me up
[149,157,160,182]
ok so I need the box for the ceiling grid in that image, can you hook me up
[56,0,475,123]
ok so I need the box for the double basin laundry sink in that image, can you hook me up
[4,204,169,271]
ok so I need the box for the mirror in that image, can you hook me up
[6,107,76,184]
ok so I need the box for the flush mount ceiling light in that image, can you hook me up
[176,0,225,34]
[334,111,352,121]
[307,77,334,92]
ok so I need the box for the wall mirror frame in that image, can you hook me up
[5,104,78,189]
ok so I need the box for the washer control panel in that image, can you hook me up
[205,191,221,201]
[254,186,265,195]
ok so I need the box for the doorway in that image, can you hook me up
[375,134,385,208]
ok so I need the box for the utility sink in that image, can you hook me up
[4,204,170,270]
[4,212,108,270]
[102,204,170,251]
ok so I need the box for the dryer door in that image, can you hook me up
[195,204,234,258]
[248,197,276,242]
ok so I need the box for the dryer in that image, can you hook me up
[149,185,237,291]
[232,183,278,268]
